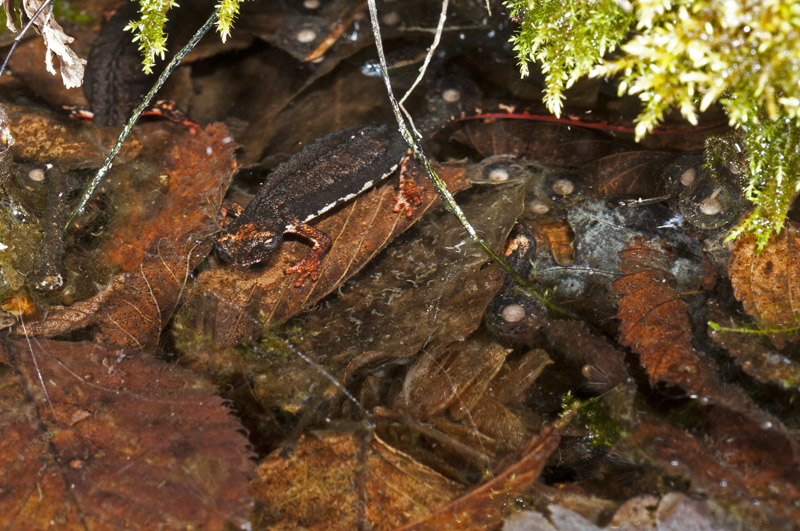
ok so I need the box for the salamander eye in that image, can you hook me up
[259,231,280,249]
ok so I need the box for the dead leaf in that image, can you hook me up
[20,123,236,349]
[613,236,719,392]
[397,411,574,530]
[536,220,575,266]
[729,221,800,344]
[0,337,252,528]
[581,150,671,199]
[4,0,87,88]
[249,430,462,530]
[623,415,800,527]
[449,119,623,168]
[178,164,470,346]
[396,332,510,420]
[7,103,142,167]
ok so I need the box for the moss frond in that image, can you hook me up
[124,0,179,74]
[504,0,635,117]
[508,0,800,247]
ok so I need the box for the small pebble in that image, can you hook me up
[551,178,575,196]
[487,167,509,182]
[501,304,525,323]
[442,88,461,103]
[296,28,317,43]
[28,168,45,182]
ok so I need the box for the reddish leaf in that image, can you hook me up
[178,163,470,346]
[625,415,800,527]
[729,221,800,343]
[20,123,236,349]
[612,237,718,392]
[250,431,462,530]
[0,338,252,528]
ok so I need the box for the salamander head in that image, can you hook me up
[216,221,282,267]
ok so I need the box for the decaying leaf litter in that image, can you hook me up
[1,0,799,529]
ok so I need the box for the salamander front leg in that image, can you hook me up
[393,153,422,217]
[284,221,333,287]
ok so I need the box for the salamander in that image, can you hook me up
[216,123,420,286]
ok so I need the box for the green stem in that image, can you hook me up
[365,0,571,317]
[65,9,219,230]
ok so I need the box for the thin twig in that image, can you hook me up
[0,0,55,79]
[397,0,448,138]
[65,10,219,230]
[366,0,570,316]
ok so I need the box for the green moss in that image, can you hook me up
[561,391,623,448]
[0,201,42,301]
[124,0,248,74]
[507,0,800,247]
[506,0,635,116]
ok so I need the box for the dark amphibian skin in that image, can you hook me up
[216,123,420,286]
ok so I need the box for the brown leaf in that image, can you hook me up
[536,220,576,266]
[397,412,573,530]
[624,415,800,527]
[20,123,236,349]
[0,338,252,528]
[613,236,718,392]
[729,221,800,342]
[450,119,622,168]
[179,163,470,346]
[708,301,800,390]
[249,431,462,530]
[542,319,630,393]
[7,103,142,167]
[581,151,671,199]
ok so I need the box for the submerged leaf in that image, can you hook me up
[250,431,462,530]
[0,338,252,528]
[729,221,800,343]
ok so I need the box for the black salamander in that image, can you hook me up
[216,123,420,286]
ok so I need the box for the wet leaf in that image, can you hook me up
[541,319,629,393]
[298,181,525,382]
[21,123,237,349]
[0,338,252,528]
[249,430,462,530]
[622,415,800,527]
[612,236,719,392]
[7,104,142,167]
[179,164,470,346]
[450,119,622,168]
[398,411,573,530]
[581,150,671,199]
[535,220,575,266]
[396,332,511,420]
[729,221,800,344]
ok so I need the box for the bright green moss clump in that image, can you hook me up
[125,0,247,74]
[506,0,800,248]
